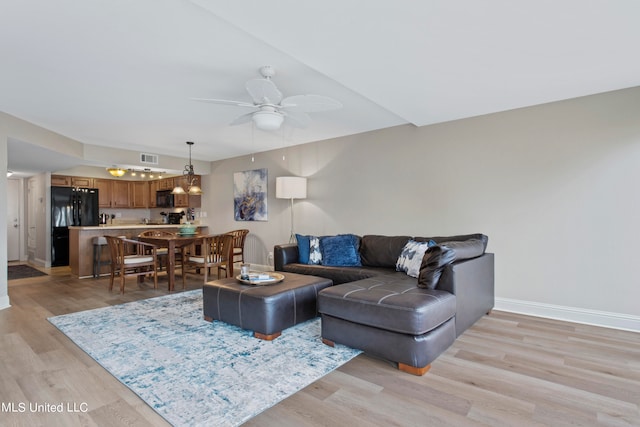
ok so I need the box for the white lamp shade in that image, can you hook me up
[276,176,307,199]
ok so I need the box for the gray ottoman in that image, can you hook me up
[203,272,333,340]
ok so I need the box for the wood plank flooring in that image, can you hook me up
[1,267,638,426]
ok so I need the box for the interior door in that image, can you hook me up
[7,179,21,261]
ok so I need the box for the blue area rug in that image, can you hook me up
[48,290,361,427]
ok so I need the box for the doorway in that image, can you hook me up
[7,179,21,261]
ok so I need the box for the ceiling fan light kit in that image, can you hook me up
[252,110,284,131]
[193,65,342,131]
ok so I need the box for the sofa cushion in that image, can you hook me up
[320,234,362,266]
[360,235,411,268]
[318,275,456,335]
[417,239,486,289]
[396,239,436,278]
[440,238,485,261]
[280,263,381,285]
[420,233,488,252]
[417,245,456,290]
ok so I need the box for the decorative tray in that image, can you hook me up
[236,272,285,286]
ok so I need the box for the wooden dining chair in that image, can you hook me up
[137,229,181,271]
[182,234,234,284]
[218,229,248,278]
[105,236,158,294]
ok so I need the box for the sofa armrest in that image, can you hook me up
[437,253,494,337]
[274,243,299,271]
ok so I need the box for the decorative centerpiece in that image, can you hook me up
[178,222,197,236]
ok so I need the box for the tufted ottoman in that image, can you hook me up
[203,272,333,340]
[318,274,457,375]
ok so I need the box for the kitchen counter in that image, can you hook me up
[70,224,204,230]
[69,224,209,279]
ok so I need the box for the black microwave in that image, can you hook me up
[156,190,174,208]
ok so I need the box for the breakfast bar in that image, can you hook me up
[69,224,209,279]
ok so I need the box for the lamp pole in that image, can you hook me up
[289,197,296,243]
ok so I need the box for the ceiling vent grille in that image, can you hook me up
[140,153,159,165]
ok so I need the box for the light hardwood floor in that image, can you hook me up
[1,266,639,426]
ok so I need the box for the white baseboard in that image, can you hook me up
[495,297,640,333]
[0,295,11,311]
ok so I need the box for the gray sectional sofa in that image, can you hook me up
[274,233,494,375]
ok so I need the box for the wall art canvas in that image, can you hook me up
[234,168,268,221]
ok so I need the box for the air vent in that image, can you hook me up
[140,153,159,165]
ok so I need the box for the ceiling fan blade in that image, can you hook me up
[282,109,312,128]
[246,79,283,105]
[230,112,255,126]
[190,97,256,108]
[281,94,342,112]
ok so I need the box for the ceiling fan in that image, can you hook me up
[192,65,342,131]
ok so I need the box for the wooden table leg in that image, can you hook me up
[167,241,176,291]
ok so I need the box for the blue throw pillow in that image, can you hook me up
[295,234,311,264]
[319,234,361,267]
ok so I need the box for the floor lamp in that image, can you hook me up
[276,176,307,243]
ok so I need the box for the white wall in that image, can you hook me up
[0,127,9,310]
[203,87,640,330]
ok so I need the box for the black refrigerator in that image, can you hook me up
[51,186,100,266]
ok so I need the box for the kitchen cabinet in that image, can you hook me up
[112,181,130,207]
[95,179,130,208]
[51,175,72,186]
[148,180,159,208]
[174,194,189,207]
[131,181,149,208]
[158,178,174,190]
[52,174,197,209]
[71,176,93,188]
[51,175,95,188]
[94,179,112,208]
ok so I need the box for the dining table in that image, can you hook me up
[138,232,212,291]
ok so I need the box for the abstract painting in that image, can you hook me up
[234,168,268,221]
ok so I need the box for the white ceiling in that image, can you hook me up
[2,0,640,175]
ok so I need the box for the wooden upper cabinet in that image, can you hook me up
[131,181,149,208]
[148,180,159,208]
[174,193,189,207]
[158,178,174,190]
[71,176,93,188]
[51,175,72,186]
[52,175,94,188]
[111,180,130,208]
[94,179,113,208]
[94,179,130,208]
[53,175,191,209]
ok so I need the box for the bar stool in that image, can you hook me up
[92,236,110,278]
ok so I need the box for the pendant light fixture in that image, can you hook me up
[172,141,202,195]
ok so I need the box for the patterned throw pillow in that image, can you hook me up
[308,236,322,265]
[396,239,435,278]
